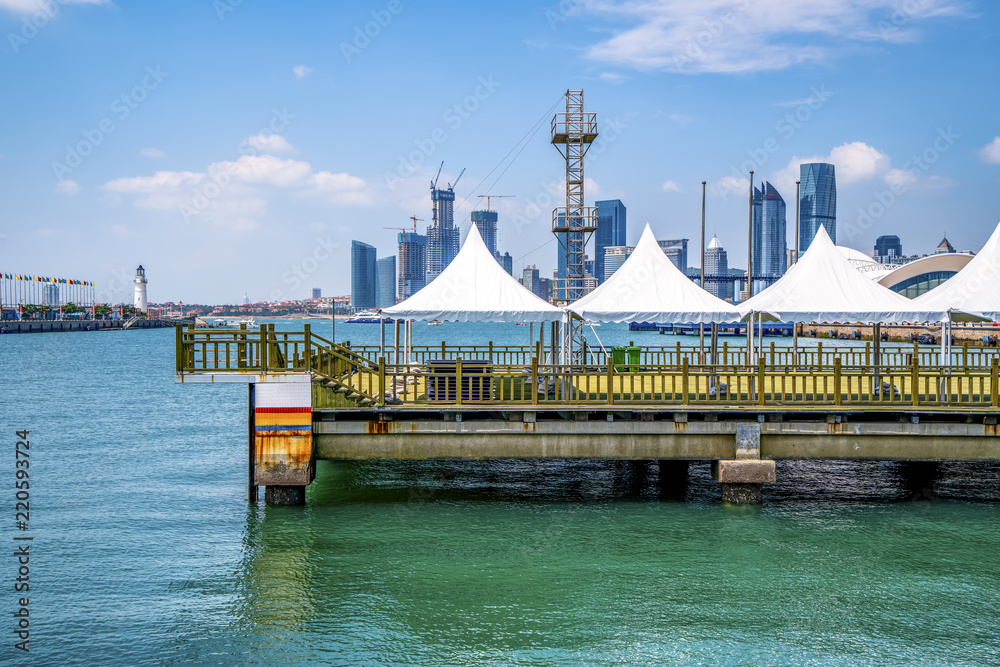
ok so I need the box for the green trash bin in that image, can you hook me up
[611,346,627,372]
[627,345,641,371]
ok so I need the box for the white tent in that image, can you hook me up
[566,224,740,323]
[914,221,1000,322]
[739,226,947,324]
[381,224,564,322]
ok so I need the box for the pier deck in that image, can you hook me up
[176,325,1000,504]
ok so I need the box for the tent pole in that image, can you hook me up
[529,322,534,352]
[700,180,706,365]
[379,316,385,358]
[394,319,400,367]
[792,322,799,367]
[874,322,881,395]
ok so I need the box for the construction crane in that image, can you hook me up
[448,167,466,191]
[478,194,514,211]
[383,216,424,235]
[431,161,444,190]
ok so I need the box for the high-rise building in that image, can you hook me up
[539,277,552,302]
[375,256,396,308]
[397,232,427,300]
[350,240,377,309]
[43,283,59,305]
[521,265,543,300]
[584,256,594,279]
[497,251,513,275]
[471,210,498,257]
[800,163,837,252]
[874,235,903,263]
[603,246,634,282]
[751,182,787,294]
[658,239,689,273]
[594,199,626,284]
[426,185,459,283]
[311,288,322,300]
[704,235,733,301]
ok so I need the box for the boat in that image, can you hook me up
[428,320,444,326]
[238,317,257,327]
[345,309,392,324]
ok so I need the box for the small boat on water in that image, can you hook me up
[239,317,257,327]
[428,320,444,326]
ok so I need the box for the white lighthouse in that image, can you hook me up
[133,265,148,313]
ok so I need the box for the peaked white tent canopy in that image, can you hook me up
[739,226,947,324]
[381,224,564,322]
[567,224,740,323]
[914,221,1000,322]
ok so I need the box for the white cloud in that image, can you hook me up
[977,137,1000,164]
[883,167,919,189]
[668,113,693,125]
[140,148,166,158]
[661,180,681,192]
[55,179,80,195]
[770,141,892,195]
[293,65,314,79]
[582,0,967,74]
[600,72,624,83]
[244,133,294,154]
[102,152,372,230]
[0,0,106,13]
[711,175,749,198]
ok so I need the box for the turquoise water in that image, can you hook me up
[1,323,999,665]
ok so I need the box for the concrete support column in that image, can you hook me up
[254,381,314,506]
[713,423,775,504]
[624,460,649,496]
[264,485,307,505]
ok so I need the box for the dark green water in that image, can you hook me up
[1,322,998,665]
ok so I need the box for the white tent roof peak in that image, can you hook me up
[381,222,564,322]
[566,223,740,324]
[915,220,1000,322]
[739,224,947,324]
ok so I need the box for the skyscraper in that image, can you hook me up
[311,288,321,300]
[594,199,626,284]
[497,251,513,275]
[705,235,733,300]
[351,240,377,309]
[603,246,634,281]
[751,181,787,293]
[471,210,498,257]
[426,185,459,283]
[521,265,543,300]
[375,256,396,308]
[800,163,837,252]
[874,235,903,263]
[658,239,689,273]
[397,231,426,300]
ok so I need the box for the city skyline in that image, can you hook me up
[1,2,996,303]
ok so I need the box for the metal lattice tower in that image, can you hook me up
[551,90,598,363]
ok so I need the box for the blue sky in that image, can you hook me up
[0,0,997,304]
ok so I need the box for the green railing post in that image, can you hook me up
[991,358,998,407]
[682,358,689,405]
[757,358,765,406]
[378,356,386,407]
[259,324,268,371]
[304,324,312,372]
[455,357,463,406]
[911,356,920,407]
[531,356,539,406]
[834,357,842,406]
[175,325,183,373]
[238,323,247,369]
[606,358,614,406]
